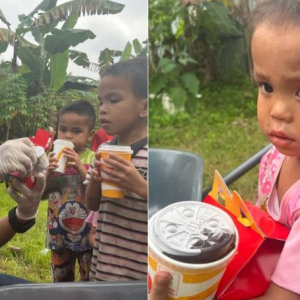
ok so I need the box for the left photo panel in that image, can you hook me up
[0,0,148,298]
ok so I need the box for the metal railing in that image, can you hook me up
[202,143,272,199]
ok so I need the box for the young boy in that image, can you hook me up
[44,100,95,282]
[85,58,148,281]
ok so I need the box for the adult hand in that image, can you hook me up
[8,174,46,220]
[149,271,172,300]
[0,138,37,177]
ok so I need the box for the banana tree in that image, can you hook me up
[0,0,125,95]
[94,38,148,77]
[59,38,148,91]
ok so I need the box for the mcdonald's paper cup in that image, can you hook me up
[148,201,238,300]
[53,139,74,173]
[98,145,133,199]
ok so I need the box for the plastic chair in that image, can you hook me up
[149,148,204,218]
[0,281,147,300]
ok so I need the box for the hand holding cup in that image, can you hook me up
[8,173,46,220]
[0,138,37,177]
[97,145,133,199]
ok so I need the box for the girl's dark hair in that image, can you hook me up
[103,57,148,99]
[251,0,300,31]
[58,100,96,130]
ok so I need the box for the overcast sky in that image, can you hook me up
[0,0,148,79]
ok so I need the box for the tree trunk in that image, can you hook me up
[11,41,18,74]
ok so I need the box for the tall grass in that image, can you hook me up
[0,182,52,283]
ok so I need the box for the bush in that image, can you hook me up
[0,76,98,143]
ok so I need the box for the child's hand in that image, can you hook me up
[90,159,102,183]
[47,152,59,173]
[101,153,147,198]
[148,271,172,300]
[63,148,82,170]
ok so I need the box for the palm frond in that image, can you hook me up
[33,0,125,26]
[0,9,11,28]
[0,28,39,48]
[0,28,15,46]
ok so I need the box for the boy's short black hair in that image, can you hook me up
[103,57,148,99]
[251,0,300,31]
[58,100,96,130]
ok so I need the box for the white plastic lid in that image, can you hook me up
[53,139,74,147]
[99,145,133,153]
[152,201,236,260]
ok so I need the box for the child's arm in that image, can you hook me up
[100,153,147,199]
[88,226,96,247]
[250,282,300,300]
[43,152,58,198]
[85,160,102,211]
[86,211,98,246]
[63,148,87,182]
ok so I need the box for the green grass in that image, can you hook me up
[0,182,52,283]
[149,80,268,203]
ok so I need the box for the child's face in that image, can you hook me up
[252,22,300,156]
[98,75,147,139]
[57,113,94,153]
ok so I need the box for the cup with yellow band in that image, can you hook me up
[148,201,238,300]
[53,139,74,173]
[97,145,133,199]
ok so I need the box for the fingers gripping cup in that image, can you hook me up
[148,201,238,300]
[53,139,74,173]
[98,145,133,199]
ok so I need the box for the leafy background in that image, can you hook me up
[149,0,267,201]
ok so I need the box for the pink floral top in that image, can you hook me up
[257,145,300,295]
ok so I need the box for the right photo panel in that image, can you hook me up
[148,0,295,300]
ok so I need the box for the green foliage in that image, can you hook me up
[0,0,129,140]
[0,74,98,142]
[98,38,148,77]
[0,74,27,140]
[0,0,125,93]
[150,79,267,201]
[23,91,63,131]
[69,50,90,68]
[45,29,96,55]
[32,0,125,27]
[149,0,247,110]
